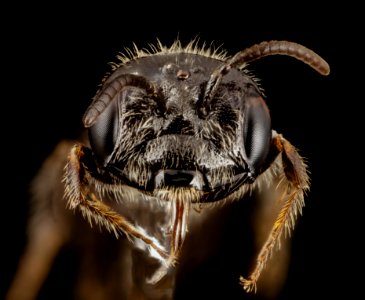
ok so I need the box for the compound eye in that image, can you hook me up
[83,74,156,167]
[243,95,271,175]
[88,98,119,167]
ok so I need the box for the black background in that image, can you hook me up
[1,3,359,300]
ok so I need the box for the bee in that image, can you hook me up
[6,39,329,300]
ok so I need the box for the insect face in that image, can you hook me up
[85,53,271,204]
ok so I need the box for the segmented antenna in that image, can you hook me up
[83,74,155,127]
[203,40,330,113]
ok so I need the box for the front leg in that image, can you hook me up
[64,144,172,263]
[240,133,310,292]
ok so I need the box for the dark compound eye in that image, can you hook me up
[88,99,119,167]
[243,95,271,175]
[83,74,156,167]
